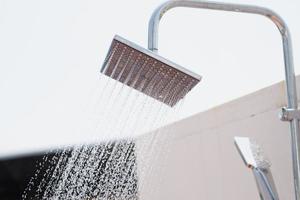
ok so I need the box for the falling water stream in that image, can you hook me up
[22,44,188,199]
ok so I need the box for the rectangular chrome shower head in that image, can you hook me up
[100,35,201,107]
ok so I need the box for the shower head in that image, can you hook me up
[234,137,270,169]
[234,137,279,200]
[100,35,201,107]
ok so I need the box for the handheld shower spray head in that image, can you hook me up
[234,137,270,169]
[234,137,279,200]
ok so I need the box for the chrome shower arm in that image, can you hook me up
[148,1,300,199]
[148,0,289,52]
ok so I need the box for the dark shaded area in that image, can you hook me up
[0,152,58,200]
[0,141,138,200]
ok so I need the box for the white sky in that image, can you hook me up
[0,0,300,157]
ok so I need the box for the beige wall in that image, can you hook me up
[136,77,299,200]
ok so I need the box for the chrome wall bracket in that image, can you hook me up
[280,107,300,121]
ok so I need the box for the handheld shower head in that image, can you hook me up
[234,137,279,200]
[234,137,270,169]
[100,35,201,107]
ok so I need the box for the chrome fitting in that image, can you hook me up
[279,107,300,121]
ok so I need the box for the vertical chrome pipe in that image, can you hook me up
[148,1,299,199]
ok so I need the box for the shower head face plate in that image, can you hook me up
[101,35,201,107]
[234,137,270,169]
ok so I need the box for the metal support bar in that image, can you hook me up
[148,1,300,199]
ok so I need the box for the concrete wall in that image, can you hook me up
[136,78,299,200]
